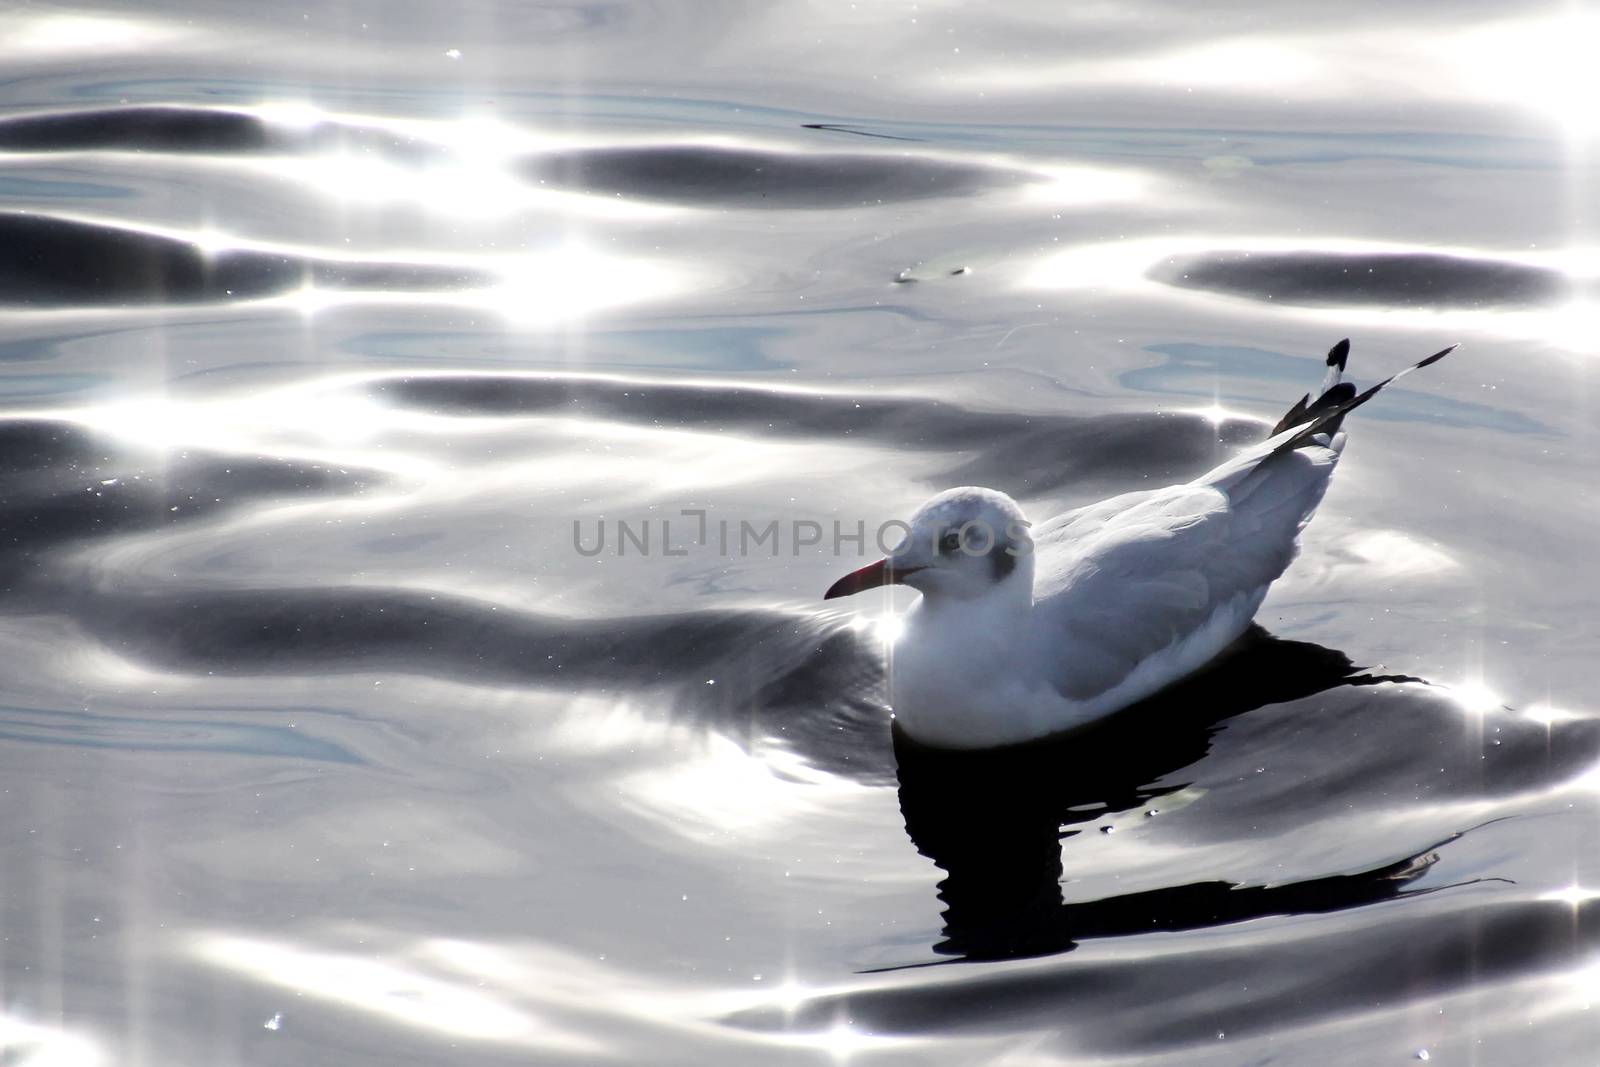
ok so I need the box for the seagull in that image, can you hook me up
[824,339,1456,749]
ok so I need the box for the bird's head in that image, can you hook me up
[824,487,1033,603]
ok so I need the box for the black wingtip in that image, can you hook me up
[1269,340,1456,456]
[1268,392,1313,436]
[1415,343,1458,369]
[1326,338,1351,370]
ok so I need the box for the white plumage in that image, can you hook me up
[825,339,1455,748]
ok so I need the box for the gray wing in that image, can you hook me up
[1032,444,1340,700]
[1031,339,1455,703]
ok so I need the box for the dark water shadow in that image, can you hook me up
[720,625,1600,1048]
[720,630,1600,1051]
[0,105,442,166]
[0,213,487,306]
[0,419,890,774]
[887,627,1430,963]
[732,890,1600,1052]
[0,105,272,153]
[0,419,377,589]
[376,374,1260,496]
[0,419,889,772]
[523,144,1025,208]
[59,582,895,780]
[1153,250,1571,309]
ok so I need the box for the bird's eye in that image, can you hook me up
[939,531,962,554]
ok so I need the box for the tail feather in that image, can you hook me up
[1269,392,1312,436]
[1268,342,1458,458]
[1205,340,1455,500]
[1319,337,1350,395]
[1269,338,1353,436]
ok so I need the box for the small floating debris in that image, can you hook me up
[1415,1052,1430,1062]
[443,48,462,60]
[950,266,971,275]
[893,270,917,284]
[1099,825,1115,835]
[263,1012,283,1032]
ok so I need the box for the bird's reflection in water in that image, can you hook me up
[890,627,1443,964]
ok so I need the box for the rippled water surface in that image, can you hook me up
[3,3,1599,1064]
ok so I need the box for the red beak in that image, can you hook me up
[824,559,919,600]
